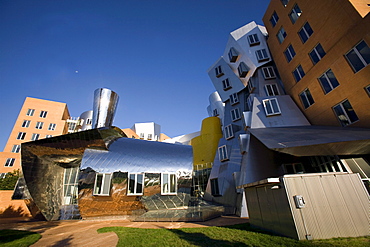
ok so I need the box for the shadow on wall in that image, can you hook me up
[0,205,29,218]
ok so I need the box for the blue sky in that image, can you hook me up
[0,0,270,149]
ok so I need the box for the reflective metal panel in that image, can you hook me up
[92,88,119,129]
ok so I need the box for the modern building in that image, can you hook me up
[130,122,162,141]
[262,0,370,128]
[0,97,70,177]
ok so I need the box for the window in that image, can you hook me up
[26,109,35,116]
[345,40,370,72]
[284,163,304,174]
[128,173,144,195]
[213,109,219,117]
[277,27,287,43]
[218,145,229,162]
[31,133,40,141]
[147,134,152,140]
[45,135,53,138]
[298,22,313,43]
[93,173,112,196]
[222,78,231,90]
[281,0,290,7]
[284,44,296,62]
[365,85,370,97]
[318,69,340,94]
[230,93,239,105]
[262,98,281,116]
[256,49,269,62]
[299,89,315,109]
[39,111,48,118]
[247,79,255,93]
[270,11,279,27]
[248,34,260,46]
[21,120,30,128]
[215,65,224,78]
[0,173,7,179]
[210,178,221,196]
[237,62,249,77]
[4,158,15,167]
[265,84,280,96]
[48,123,56,131]
[262,66,276,79]
[293,65,305,82]
[309,43,326,64]
[86,118,92,125]
[35,122,43,129]
[139,133,144,139]
[161,173,176,195]
[17,132,26,140]
[289,4,302,23]
[228,47,239,62]
[333,99,359,126]
[11,145,20,153]
[231,108,241,121]
[224,125,234,140]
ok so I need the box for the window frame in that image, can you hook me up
[309,43,326,65]
[224,124,234,140]
[281,0,290,7]
[17,132,26,140]
[289,4,302,24]
[161,173,177,195]
[292,65,305,82]
[262,66,276,79]
[11,145,20,153]
[262,98,281,116]
[48,123,56,131]
[230,93,239,105]
[22,120,31,128]
[218,145,229,162]
[230,108,241,122]
[210,178,221,196]
[222,78,232,90]
[365,85,370,97]
[318,69,340,94]
[237,62,249,78]
[284,44,296,62]
[215,65,224,78]
[127,173,144,196]
[26,109,35,116]
[228,47,239,63]
[39,111,48,118]
[298,22,313,43]
[256,49,269,62]
[270,11,279,27]
[248,33,260,46]
[31,133,40,141]
[345,40,370,73]
[265,84,280,96]
[332,99,359,126]
[93,173,112,196]
[35,121,44,130]
[299,88,315,109]
[277,27,287,44]
[5,158,15,167]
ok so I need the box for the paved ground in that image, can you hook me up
[0,216,249,247]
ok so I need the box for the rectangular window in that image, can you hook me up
[256,49,269,62]
[35,121,44,129]
[39,111,48,118]
[365,85,370,97]
[247,79,255,93]
[262,98,281,116]
[46,135,53,138]
[161,173,177,195]
[215,65,224,78]
[210,178,221,196]
[289,4,302,23]
[93,173,112,196]
[26,109,35,116]
[281,0,290,7]
[262,66,276,79]
[0,173,7,179]
[248,34,260,46]
[31,133,40,141]
[11,145,20,153]
[147,134,152,140]
[230,108,241,121]
[333,99,359,126]
[299,89,315,109]
[293,65,305,82]
[128,173,144,195]
[228,47,239,63]
[309,43,326,64]
[298,22,313,43]
[345,40,370,72]
[230,93,239,105]
[22,120,30,128]
[218,145,229,162]
[4,158,15,167]
[224,125,234,140]
[237,62,249,77]
[270,11,279,27]
[213,109,219,117]
[318,69,340,94]
[139,133,144,139]
[17,132,26,140]
[222,78,231,90]
[265,84,280,96]
[48,123,56,131]
[284,44,296,62]
[277,27,287,44]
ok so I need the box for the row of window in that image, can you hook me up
[93,173,177,196]
[21,120,56,130]
[16,132,52,141]
[26,109,48,118]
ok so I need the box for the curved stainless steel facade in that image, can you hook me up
[92,88,119,129]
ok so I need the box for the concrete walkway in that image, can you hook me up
[0,216,249,247]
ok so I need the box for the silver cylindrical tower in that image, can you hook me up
[92,88,119,129]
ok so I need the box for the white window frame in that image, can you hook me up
[262,66,276,79]
[248,34,260,46]
[299,88,315,109]
[289,4,302,24]
[230,108,241,122]
[139,133,144,139]
[147,134,152,140]
[270,11,279,27]
[215,65,224,78]
[0,173,7,179]
[17,132,26,140]
[277,27,287,44]
[222,78,231,90]
[262,98,281,116]
[345,40,370,73]
[48,123,56,131]
[293,65,305,82]
[256,49,269,62]
[161,173,177,195]
[230,93,239,105]
[26,109,35,116]
[218,145,229,162]
[333,99,359,126]
[22,120,30,128]
[298,22,313,43]
[4,158,15,167]
[35,121,44,129]
[318,69,340,94]
[265,84,280,96]
[31,133,40,141]
[284,44,296,62]
[11,145,20,153]
[93,173,112,196]
[309,43,326,65]
[39,111,48,118]
[127,173,144,196]
[224,125,234,140]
